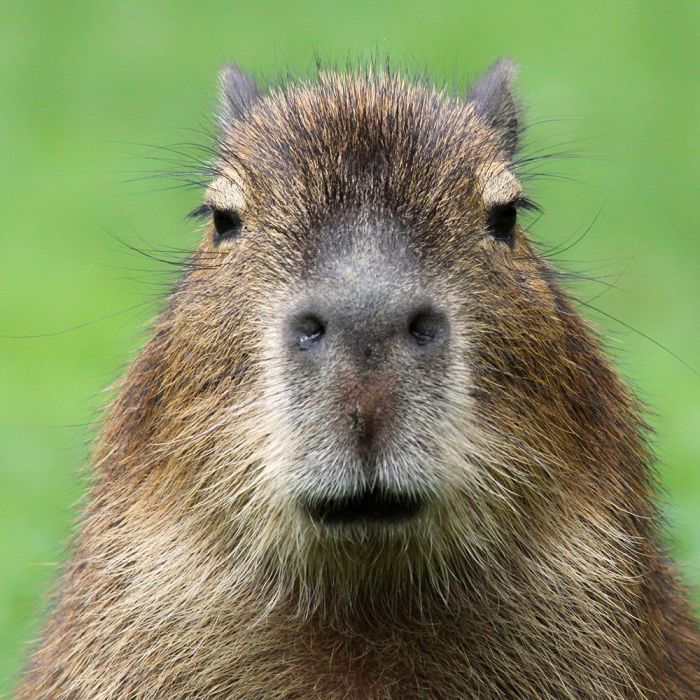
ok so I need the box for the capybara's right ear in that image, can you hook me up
[218,63,260,127]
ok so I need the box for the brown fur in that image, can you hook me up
[17,63,700,698]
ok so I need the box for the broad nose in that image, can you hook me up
[283,272,450,455]
[286,286,449,366]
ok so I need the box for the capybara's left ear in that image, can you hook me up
[467,58,520,158]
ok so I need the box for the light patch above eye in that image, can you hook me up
[476,164,523,208]
[205,175,246,213]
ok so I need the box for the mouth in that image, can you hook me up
[306,488,423,526]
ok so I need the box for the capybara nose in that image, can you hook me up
[287,297,448,363]
[286,287,448,455]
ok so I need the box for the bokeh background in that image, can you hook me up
[1,0,699,692]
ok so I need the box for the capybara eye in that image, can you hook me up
[486,203,517,246]
[212,208,243,242]
[293,315,325,351]
[408,309,446,346]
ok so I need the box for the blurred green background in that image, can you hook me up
[1,0,699,692]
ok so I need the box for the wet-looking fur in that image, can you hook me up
[17,60,700,699]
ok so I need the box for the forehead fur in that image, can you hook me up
[214,71,518,232]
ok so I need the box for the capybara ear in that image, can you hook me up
[467,58,520,158]
[217,63,260,127]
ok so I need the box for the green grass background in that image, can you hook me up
[1,0,699,691]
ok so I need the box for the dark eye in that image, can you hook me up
[212,208,243,242]
[486,203,517,246]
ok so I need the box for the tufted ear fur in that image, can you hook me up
[467,58,520,158]
[218,63,260,127]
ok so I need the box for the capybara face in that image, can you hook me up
[176,63,598,591]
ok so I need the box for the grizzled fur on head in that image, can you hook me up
[17,61,700,699]
[212,59,522,231]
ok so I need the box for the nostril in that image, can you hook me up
[293,314,325,351]
[408,309,446,347]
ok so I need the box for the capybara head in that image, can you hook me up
[127,60,643,615]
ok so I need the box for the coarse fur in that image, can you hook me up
[17,60,700,698]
